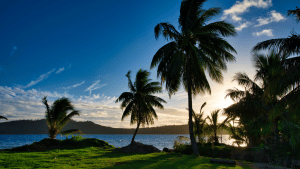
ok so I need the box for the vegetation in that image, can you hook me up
[151,0,236,155]
[42,96,81,139]
[116,69,166,144]
[0,115,8,120]
[206,110,229,144]
[0,147,252,169]
[191,102,208,144]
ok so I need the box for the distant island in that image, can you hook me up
[0,119,228,135]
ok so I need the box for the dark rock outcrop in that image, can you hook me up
[114,141,161,154]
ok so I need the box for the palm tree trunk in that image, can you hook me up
[214,129,218,143]
[198,134,201,144]
[131,121,140,144]
[186,53,200,156]
[132,103,142,144]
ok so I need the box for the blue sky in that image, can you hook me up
[0,0,299,128]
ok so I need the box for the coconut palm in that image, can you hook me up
[150,0,236,155]
[226,51,300,145]
[192,102,208,144]
[0,115,8,120]
[224,72,266,146]
[116,69,166,144]
[42,96,80,139]
[206,109,229,144]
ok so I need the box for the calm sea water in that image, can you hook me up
[0,134,238,150]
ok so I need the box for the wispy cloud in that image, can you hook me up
[56,67,65,74]
[23,69,56,88]
[235,22,251,31]
[63,81,85,89]
[10,44,17,56]
[255,10,285,26]
[252,29,273,37]
[85,80,106,95]
[222,0,272,22]
[67,64,72,69]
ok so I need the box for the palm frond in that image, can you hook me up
[287,7,300,22]
[0,115,8,120]
[154,22,180,40]
[179,0,206,33]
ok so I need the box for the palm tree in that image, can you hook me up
[224,72,266,147]
[206,109,229,144]
[192,102,208,144]
[42,96,80,139]
[150,0,236,155]
[116,69,166,144]
[0,115,8,120]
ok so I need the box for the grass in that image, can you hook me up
[0,147,253,168]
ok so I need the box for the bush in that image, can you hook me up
[173,143,233,158]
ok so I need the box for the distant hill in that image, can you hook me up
[0,119,190,134]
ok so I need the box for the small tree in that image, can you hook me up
[192,102,208,144]
[206,109,229,144]
[116,69,166,144]
[42,96,80,139]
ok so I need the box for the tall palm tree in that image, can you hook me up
[42,96,80,139]
[0,115,8,120]
[192,102,208,144]
[116,69,166,144]
[206,109,229,143]
[150,0,236,155]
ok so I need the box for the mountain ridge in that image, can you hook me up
[0,119,190,134]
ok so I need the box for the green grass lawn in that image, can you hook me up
[0,147,253,169]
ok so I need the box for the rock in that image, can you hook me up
[114,141,161,154]
[243,153,254,162]
[163,148,172,153]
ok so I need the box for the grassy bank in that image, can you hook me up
[0,147,254,168]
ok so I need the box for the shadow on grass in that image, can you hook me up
[89,150,252,169]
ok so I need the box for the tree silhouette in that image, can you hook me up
[42,96,80,139]
[116,69,166,144]
[151,0,236,155]
[206,109,229,144]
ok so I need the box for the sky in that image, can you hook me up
[0,0,299,128]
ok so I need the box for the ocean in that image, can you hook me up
[0,134,239,150]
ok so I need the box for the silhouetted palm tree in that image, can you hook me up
[0,115,8,120]
[116,69,166,144]
[192,102,208,144]
[225,72,266,147]
[42,96,80,139]
[206,109,229,143]
[151,0,236,155]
